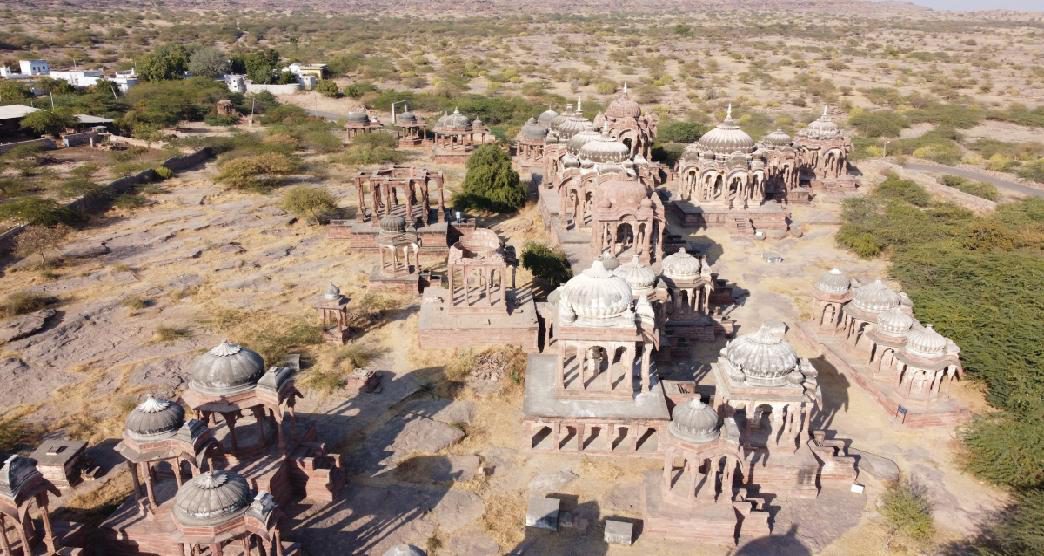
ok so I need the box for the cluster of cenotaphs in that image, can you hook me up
[0,90,968,554]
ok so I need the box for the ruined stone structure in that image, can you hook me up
[393,108,425,146]
[329,166,455,256]
[100,341,343,553]
[804,271,965,425]
[431,108,492,164]
[593,87,658,160]
[344,111,384,142]
[794,107,856,191]
[216,99,237,117]
[418,228,539,351]
[524,261,670,456]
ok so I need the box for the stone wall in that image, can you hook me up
[0,148,213,257]
[0,137,56,154]
[245,82,301,95]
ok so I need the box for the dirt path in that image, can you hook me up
[902,160,1044,198]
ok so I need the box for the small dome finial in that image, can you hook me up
[725,103,733,120]
[822,105,830,117]
[623,82,628,94]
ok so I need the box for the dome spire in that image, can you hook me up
[725,103,733,120]
[623,82,628,94]
[822,105,830,118]
[577,96,583,112]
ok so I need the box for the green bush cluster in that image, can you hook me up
[938,175,998,201]
[281,186,338,224]
[881,479,936,545]
[521,241,572,289]
[342,132,403,166]
[453,145,525,213]
[215,152,299,192]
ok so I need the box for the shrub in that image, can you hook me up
[13,224,69,266]
[20,110,76,136]
[881,478,935,545]
[0,198,80,226]
[657,120,708,143]
[454,144,525,213]
[848,109,907,138]
[152,326,192,343]
[215,152,298,192]
[281,186,338,224]
[153,166,174,180]
[938,175,998,201]
[521,241,572,289]
[876,174,930,207]
[1017,159,1044,183]
[342,133,403,165]
[316,80,340,98]
[0,291,54,317]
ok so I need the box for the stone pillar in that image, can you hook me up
[38,495,56,554]
[0,515,11,555]
[141,462,157,507]
[576,423,585,451]
[640,344,651,393]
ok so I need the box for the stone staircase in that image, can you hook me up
[808,430,859,486]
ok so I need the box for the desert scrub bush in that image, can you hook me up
[215,152,299,192]
[316,80,340,97]
[152,326,192,343]
[341,132,404,166]
[0,290,54,317]
[121,295,152,311]
[848,109,907,138]
[0,412,38,454]
[521,241,572,290]
[153,165,174,180]
[881,478,935,546]
[938,175,998,201]
[13,224,70,266]
[453,144,525,213]
[281,186,338,224]
[300,342,385,395]
[0,198,81,226]
[207,309,323,364]
[349,292,409,331]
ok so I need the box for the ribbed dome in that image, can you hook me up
[397,111,418,125]
[189,341,265,395]
[125,397,185,441]
[567,129,604,154]
[595,177,648,210]
[323,283,342,301]
[614,255,657,293]
[346,111,370,125]
[537,108,559,127]
[852,279,900,313]
[698,104,755,155]
[519,118,547,141]
[557,113,594,139]
[173,471,252,526]
[669,399,720,443]
[580,138,631,163]
[435,108,471,131]
[906,324,947,358]
[380,215,407,233]
[559,260,633,322]
[549,106,573,132]
[724,322,799,386]
[662,247,702,280]
[597,251,620,272]
[802,106,841,139]
[762,128,792,148]
[605,91,642,119]
[816,268,850,295]
[877,308,914,336]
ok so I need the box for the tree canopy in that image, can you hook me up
[188,47,230,79]
[20,109,75,136]
[137,44,191,81]
[454,144,525,212]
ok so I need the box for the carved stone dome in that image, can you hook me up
[816,268,851,295]
[380,215,407,233]
[613,255,657,293]
[557,114,594,139]
[698,104,755,155]
[605,91,642,119]
[580,137,631,163]
[852,279,900,313]
[384,546,426,556]
[189,341,265,395]
[397,111,418,125]
[597,251,620,272]
[520,118,547,141]
[595,177,647,210]
[537,108,559,127]
[662,247,702,280]
[559,260,633,322]
[669,399,720,443]
[878,308,914,336]
[906,324,947,358]
[762,128,792,148]
[435,108,471,131]
[567,129,604,154]
[802,106,841,139]
[724,322,799,386]
[173,471,252,526]
[125,397,185,441]
[346,111,370,125]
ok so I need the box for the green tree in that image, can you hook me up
[848,109,907,138]
[137,44,191,81]
[521,241,572,289]
[236,49,281,85]
[454,144,525,212]
[20,110,75,136]
[657,120,708,143]
[316,80,340,98]
[188,47,230,79]
[0,80,32,104]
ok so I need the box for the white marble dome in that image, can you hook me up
[613,255,657,294]
[802,106,841,139]
[724,322,800,386]
[519,118,547,141]
[877,308,914,336]
[816,268,851,295]
[661,247,702,280]
[852,279,901,313]
[173,471,252,526]
[567,129,604,154]
[906,324,947,358]
[669,399,721,443]
[558,260,633,322]
[580,137,630,163]
[125,397,185,441]
[762,128,792,148]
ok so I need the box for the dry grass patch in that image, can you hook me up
[206,308,322,364]
[482,491,527,551]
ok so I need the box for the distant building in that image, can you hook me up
[285,63,326,80]
[112,69,138,92]
[224,74,246,94]
[19,59,49,76]
[49,69,103,88]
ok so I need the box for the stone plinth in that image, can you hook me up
[604,519,634,545]
[31,438,87,489]
[417,286,540,352]
[669,200,789,234]
[640,471,744,544]
[328,220,452,255]
[526,496,560,531]
[368,265,421,294]
[744,446,821,499]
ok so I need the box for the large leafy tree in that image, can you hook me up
[20,110,75,136]
[137,44,191,81]
[188,47,230,79]
[455,144,525,212]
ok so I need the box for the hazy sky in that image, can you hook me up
[910,0,1044,10]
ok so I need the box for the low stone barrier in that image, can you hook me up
[0,137,56,155]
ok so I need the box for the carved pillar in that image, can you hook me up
[141,461,157,507]
[38,495,56,554]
